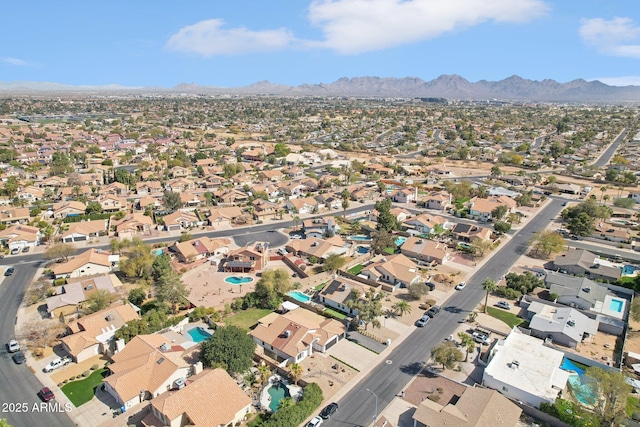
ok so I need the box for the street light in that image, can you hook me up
[366,388,379,425]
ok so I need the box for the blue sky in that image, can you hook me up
[2,0,640,87]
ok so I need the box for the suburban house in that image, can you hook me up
[412,386,522,427]
[252,199,282,221]
[169,237,230,263]
[523,299,598,348]
[17,185,45,204]
[400,236,451,265]
[451,223,492,243]
[60,303,140,363]
[421,191,452,211]
[0,224,42,251]
[389,187,417,204]
[52,248,119,279]
[553,249,622,282]
[318,277,366,317]
[142,368,251,427]
[286,236,350,261]
[162,210,202,232]
[204,206,245,227]
[402,214,448,235]
[468,196,517,222]
[302,216,339,239]
[223,242,269,273]
[98,195,127,212]
[59,219,107,243]
[250,308,347,366]
[113,213,154,239]
[103,334,196,409]
[52,201,87,219]
[482,328,570,408]
[46,273,123,318]
[0,207,30,225]
[285,197,318,214]
[360,254,420,289]
[592,222,631,243]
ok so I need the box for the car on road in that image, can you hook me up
[415,315,430,327]
[455,281,467,290]
[306,416,323,427]
[320,402,339,419]
[290,234,303,240]
[39,387,54,402]
[4,267,14,276]
[472,332,491,345]
[12,351,26,364]
[43,356,71,373]
[495,301,511,310]
[7,339,19,353]
[426,305,440,318]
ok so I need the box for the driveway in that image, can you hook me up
[327,338,382,372]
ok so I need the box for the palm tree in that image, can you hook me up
[457,332,476,362]
[482,278,497,313]
[603,194,610,205]
[392,300,412,317]
[341,188,350,219]
[293,215,301,231]
[258,365,270,386]
[600,186,608,203]
[278,397,295,410]
[289,362,303,386]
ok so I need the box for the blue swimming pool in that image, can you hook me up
[609,298,624,313]
[152,249,163,256]
[225,276,254,285]
[560,357,585,376]
[560,358,596,405]
[187,327,212,343]
[395,237,407,246]
[350,235,372,241]
[623,265,637,275]
[287,291,311,303]
[267,381,291,412]
[356,246,370,254]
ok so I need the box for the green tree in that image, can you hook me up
[155,271,190,314]
[567,212,595,237]
[529,231,565,258]
[392,300,412,317]
[199,325,256,375]
[0,418,12,427]
[490,165,502,177]
[323,253,347,273]
[85,289,114,314]
[585,366,631,426]
[347,288,384,330]
[128,287,147,307]
[289,362,303,385]
[482,278,497,313]
[178,233,194,243]
[340,188,350,219]
[505,271,543,294]
[43,242,76,262]
[371,230,395,254]
[494,221,511,234]
[613,197,634,208]
[152,253,172,281]
[273,143,291,158]
[431,341,463,369]
[258,365,271,385]
[163,190,183,212]
[491,205,508,221]
[457,332,476,362]
[120,239,154,279]
[407,282,429,300]
[85,201,103,214]
[374,198,399,232]
[469,238,492,257]
[630,298,640,323]
[3,176,19,198]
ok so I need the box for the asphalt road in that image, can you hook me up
[591,128,628,167]
[323,198,566,427]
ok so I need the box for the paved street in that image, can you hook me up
[322,198,565,427]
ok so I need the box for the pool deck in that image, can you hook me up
[260,375,302,412]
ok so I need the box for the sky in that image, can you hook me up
[2,0,640,88]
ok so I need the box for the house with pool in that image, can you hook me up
[319,277,366,317]
[360,253,421,289]
[223,242,270,273]
[250,308,347,366]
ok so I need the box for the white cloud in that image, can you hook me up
[166,19,295,56]
[1,57,29,66]
[306,0,550,54]
[591,76,640,87]
[580,17,640,58]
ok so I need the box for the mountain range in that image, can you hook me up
[2,75,640,102]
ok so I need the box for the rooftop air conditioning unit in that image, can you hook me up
[284,330,292,338]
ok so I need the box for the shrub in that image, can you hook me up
[90,364,99,371]
[82,370,90,377]
[425,298,437,307]
[53,278,66,287]
[261,383,323,427]
[496,287,522,300]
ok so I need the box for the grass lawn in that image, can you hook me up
[61,369,105,407]
[314,282,328,291]
[323,307,348,319]
[384,247,395,255]
[618,276,635,285]
[348,264,364,275]
[486,307,524,328]
[627,395,640,417]
[224,308,273,331]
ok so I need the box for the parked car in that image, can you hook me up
[21,246,29,253]
[425,282,436,291]
[455,281,467,290]
[496,301,511,310]
[4,267,14,276]
[415,315,430,327]
[10,247,20,255]
[7,339,19,353]
[12,351,26,364]
[320,402,339,419]
[43,356,71,373]
[39,387,54,402]
[426,305,441,318]
[472,332,491,345]
[306,416,323,427]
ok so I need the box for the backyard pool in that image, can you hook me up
[394,237,407,246]
[224,276,254,285]
[152,249,164,256]
[287,291,311,303]
[609,298,624,313]
[350,235,372,242]
[356,246,370,254]
[560,358,597,406]
[267,381,291,412]
[187,327,212,343]
[623,265,639,275]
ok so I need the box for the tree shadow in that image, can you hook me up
[399,361,425,376]
[443,305,467,314]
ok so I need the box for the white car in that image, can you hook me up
[496,301,512,310]
[455,281,467,290]
[43,356,71,373]
[7,339,19,353]
[472,332,491,345]
[415,315,430,327]
[306,416,323,427]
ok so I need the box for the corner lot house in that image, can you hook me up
[0,224,42,251]
[482,328,570,408]
[143,368,251,427]
[250,308,346,367]
[46,274,122,318]
[52,248,118,279]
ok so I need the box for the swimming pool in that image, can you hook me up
[560,357,585,376]
[394,237,407,246]
[356,246,370,254]
[622,265,638,275]
[560,358,596,406]
[287,291,311,303]
[224,276,254,285]
[267,381,291,412]
[350,235,372,242]
[152,249,163,256]
[609,298,624,313]
[187,327,212,343]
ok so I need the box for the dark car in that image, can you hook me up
[320,402,339,419]
[425,282,436,291]
[4,267,14,276]
[12,351,26,364]
[39,387,54,402]
[426,305,441,318]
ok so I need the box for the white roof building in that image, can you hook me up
[482,327,570,408]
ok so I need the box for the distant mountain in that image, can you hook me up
[2,75,640,102]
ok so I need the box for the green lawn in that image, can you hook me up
[314,282,328,291]
[486,307,524,328]
[224,308,273,330]
[323,307,348,319]
[627,395,640,417]
[61,369,106,407]
[348,264,364,275]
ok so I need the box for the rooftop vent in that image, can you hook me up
[105,314,114,321]
[567,320,575,327]
[157,357,165,365]
[283,330,292,338]
[160,343,170,352]
[583,287,591,293]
